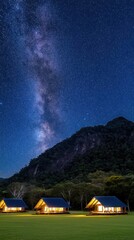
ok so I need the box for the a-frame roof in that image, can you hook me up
[86,196,127,208]
[35,197,69,209]
[0,198,28,208]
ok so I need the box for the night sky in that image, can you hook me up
[0,0,134,178]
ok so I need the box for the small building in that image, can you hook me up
[86,196,127,215]
[0,198,28,213]
[34,197,70,214]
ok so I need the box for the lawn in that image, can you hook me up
[0,212,134,240]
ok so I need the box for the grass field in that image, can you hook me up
[0,212,134,240]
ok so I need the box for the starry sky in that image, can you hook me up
[0,0,134,178]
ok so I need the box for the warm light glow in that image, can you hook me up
[4,207,22,212]
[98,206,103,212]
[44,207,64,213]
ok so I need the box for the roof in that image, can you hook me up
[86,196,127,208]
[42,198,69,208]
[35,197,69,209]
[3,198,28,208]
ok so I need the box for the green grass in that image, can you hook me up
[0,212,134,240]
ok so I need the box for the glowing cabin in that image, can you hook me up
[34,197,69,214]
[86,196,127,215]
[0,198,28,213]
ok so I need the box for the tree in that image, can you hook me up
[8,182,27,198]
[24,186,45,209]
[73,183,89,210]
[51,181,74,207]
[62,181,74,206]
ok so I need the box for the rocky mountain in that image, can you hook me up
[9,117,134,186]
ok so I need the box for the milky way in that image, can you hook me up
[11,0,62,152]
[1,0,134,177]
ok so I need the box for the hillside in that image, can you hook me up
[9,117,134,186]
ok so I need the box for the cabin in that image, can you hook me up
[0,198,28,213]
[86,196,127,215]
[34,197,70,214]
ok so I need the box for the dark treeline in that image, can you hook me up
[0,171,134,211]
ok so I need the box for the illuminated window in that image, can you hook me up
[98,206,103,211]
